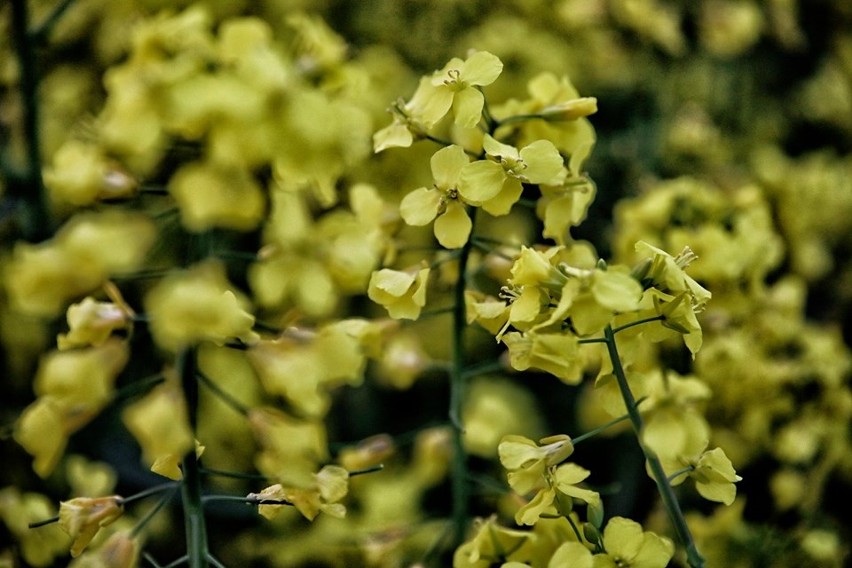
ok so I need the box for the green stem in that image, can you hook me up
[178,347,209,568]
[9,0,50,241]
[570,399,647,446]
[449,209,476,546]
[602,325,704,568]
[611,315,665,335]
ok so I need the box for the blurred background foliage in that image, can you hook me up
[1,0,851,566]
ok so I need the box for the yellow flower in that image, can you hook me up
[465,291,511,335]
[539,97,599,121]
[453,516,534,568]
[122,379,194,480]
[459,135,566,216]
[248,324,365,417]
[250,465,350,521]
[14,399,68,479]
[399,144,473,249]
[509,246,566,289]
[248,407,328,487]
[69,531,139,568]
[691,448,742,506]
[368,266,430,320]
[553,517,673,568]
[58,496,124,557]
[499,434,573,495]
[14,340,129,477]
[57,295,133,350]
[0,487,68,567]
[337,434,396,471]
[145,261,258,351]
[502,331,582,384]
[4,211,155,317]
[44,140,138,206]
[168,161,266,232]
[634,241,711,310]
[417,51,503,128]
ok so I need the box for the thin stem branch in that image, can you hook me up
[611,315,665,335]
[603,325,704,568]
[667,465,695,484]
[120,482,180,506]
[196,372,250,417]
[29,0,78,41]
[461,359,505,379]
[200,468,269,481]
[132,485,180,538]
[570,399,647,446]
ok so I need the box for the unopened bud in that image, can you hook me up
[540,97,598,121]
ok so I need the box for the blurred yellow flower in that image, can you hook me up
[145,261,258,351]
[250,465,349,521]
[122,379,194,480]
[58,496,123,557]
[368,266,430,320]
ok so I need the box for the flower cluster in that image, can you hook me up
[498,435,602,527]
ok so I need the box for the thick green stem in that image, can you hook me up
[449,210,476,547]
[178,347,209,568]
[602,325,705,568]
[8,0,51,241]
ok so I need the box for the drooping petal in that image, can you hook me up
[458,160,506,203]
[400,187,441,226]
[460,51,503,86]
[696,479,737,506]
[373,121,413,153]
[434,200,472,249]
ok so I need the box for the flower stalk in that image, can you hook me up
[178,347,209,568]
[449,207,477,546]
[603,325,705,568]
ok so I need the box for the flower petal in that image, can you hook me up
[431,144,469,188]
[434,201,472,249]
[481,177,523,216]
[453,87,485,128]
[400,187,441,226]
[520,140,566,185]
[460,51,503,86]
[458,160,506,203]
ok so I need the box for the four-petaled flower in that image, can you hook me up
[399,145,474,249]
[367,266,431,319]
[459,135,566,215]
[416,51,503,128]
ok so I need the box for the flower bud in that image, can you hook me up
[540,97,598,121]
